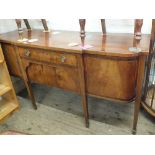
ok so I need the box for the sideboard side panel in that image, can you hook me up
[84,55,138,101]
[1,43,21,77]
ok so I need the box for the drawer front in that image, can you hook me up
[56,53,77,67]
[19,48,57,63]
[18,47,77,67]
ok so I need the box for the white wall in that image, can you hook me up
[0,19,18,33]
[0,19,152,34]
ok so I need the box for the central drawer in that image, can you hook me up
[18,47,77,67]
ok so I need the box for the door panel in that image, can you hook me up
[56,67,79,93]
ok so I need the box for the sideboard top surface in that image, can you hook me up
[0,29,150,57]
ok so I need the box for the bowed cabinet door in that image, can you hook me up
[84,55,138,101]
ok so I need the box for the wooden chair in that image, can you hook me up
[79,19,143,36]
[15,19,49,32]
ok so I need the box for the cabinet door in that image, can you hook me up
[22,59,57,87]
[56,67,80,93]
[85,55,138,101]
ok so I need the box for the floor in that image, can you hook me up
[0,83,155,135]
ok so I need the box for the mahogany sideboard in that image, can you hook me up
[0,28,150,133]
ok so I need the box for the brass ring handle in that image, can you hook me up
[61,55,66,63]
[25,50,31,57]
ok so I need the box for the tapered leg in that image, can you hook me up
[133,98,141,134]
[27,82,37,110]
[82,91,89,128]
[132,55,145,134]
[21,76,37,110]
[25,66,37,109]
[78,54,89,128]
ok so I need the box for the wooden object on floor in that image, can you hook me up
[0,45,19,122]
[0,19,151,132]
[141,19,155,117]
[41,19,49,32]
[143,19,155,100]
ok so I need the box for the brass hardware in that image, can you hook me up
[61,55,66,63]
[25,50,31,57]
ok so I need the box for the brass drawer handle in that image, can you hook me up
[24,50,31,57]
[60,55,66,63]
